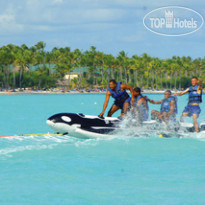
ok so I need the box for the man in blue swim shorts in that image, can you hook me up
[176,77,203,132]
[99,79,135,117]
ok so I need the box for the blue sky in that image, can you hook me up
[0,0,204,59]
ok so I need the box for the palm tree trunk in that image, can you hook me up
[19,66,23,89]
[3,65,7,89]
[49,63,51,76]
[140,75,143,87]
[124,66,127,84]
[101,66,104,84]
[128,69,131,84]
[169,72,172,89]
[111,68,114,79]
[160,71,163,89]
[146,73,149,88]
[199,65,201,76]
[6,66,9,89]
[120,66,122,82]
[78,71,83,88]
[134,70,138,87]
[38,79,41,90]
[68,71,71,87]
[174,72,177,89]
[13,72,16,91]
[179,70,182,90]
[152,70,154,90]
[155,72,158,89]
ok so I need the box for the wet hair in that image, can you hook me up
[109,79,117,84]
[134,87,141,94]
[165,90,171,95]
[192,76,198,80]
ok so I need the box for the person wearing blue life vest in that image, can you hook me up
[175,77,203,132]
[131,87,149,123]
[99,79,135,117]
[145,90,177,129]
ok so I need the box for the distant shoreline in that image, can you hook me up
[0,90,179,95]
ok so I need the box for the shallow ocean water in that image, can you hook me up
[0,93,205,204]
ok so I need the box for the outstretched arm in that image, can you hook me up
[121,84,135,105]
[99,91,111,117]
[197,78,203,94]
[144,96,162,104]
[175,88,189,96]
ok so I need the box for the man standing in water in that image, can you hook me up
[176,77,203,132]
[99,79,135,117]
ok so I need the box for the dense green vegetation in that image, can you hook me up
[0,41,204,90]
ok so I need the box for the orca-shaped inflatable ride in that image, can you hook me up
[46,113,120,138]
[46,113,205,138]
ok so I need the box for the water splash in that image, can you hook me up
[111,112,205,139]
[0,134,78,159]
[1,117,204,159]
[111,112,161,138]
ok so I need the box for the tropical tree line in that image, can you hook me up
[0,41,205,90]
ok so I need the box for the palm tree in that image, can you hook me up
[141,53,152,88]
[117,51,129,84]
[73,49,83,88]
[0,42,204,90]
[0,45,15,89]
[84,46,99,87]
[132,55,141,87]
[104,54,116,84]
[154,58,162,90]
[13,45,32,89]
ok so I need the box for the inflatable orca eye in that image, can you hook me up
[61,116,72,122]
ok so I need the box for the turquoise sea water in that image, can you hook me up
[0,94,205,204]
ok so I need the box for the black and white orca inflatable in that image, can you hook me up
[46,113,205,138]
[46,113,120,138]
